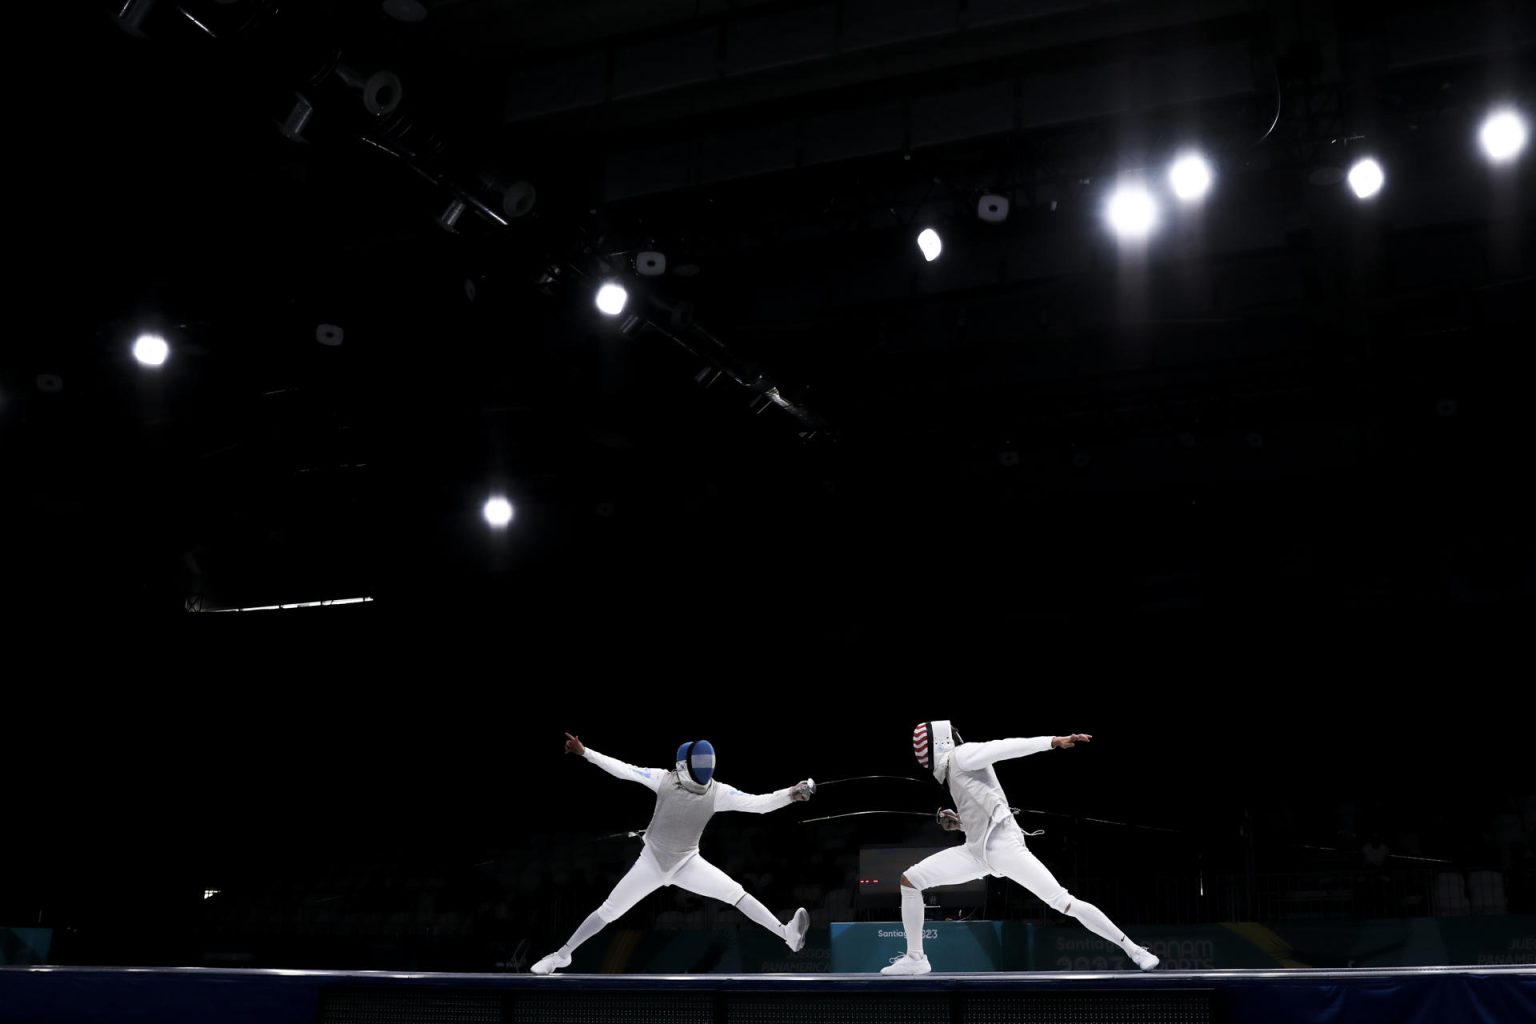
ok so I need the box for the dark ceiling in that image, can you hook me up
[4,0,1533,620]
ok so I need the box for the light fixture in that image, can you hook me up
[483,497,514,527]
[916,228,942,262]
[595,282,628,316]
[133,334,169,367]
[1168,153,1213,202]
[1479,108,1528,164]
[1347,158,1384,200]
[1105,184,1159,240]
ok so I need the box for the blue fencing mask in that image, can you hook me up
[675,740,716,787]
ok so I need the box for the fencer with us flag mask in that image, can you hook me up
[530,733,815,975]
[881,721,1159,975]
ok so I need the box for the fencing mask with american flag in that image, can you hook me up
[912,720,957,782]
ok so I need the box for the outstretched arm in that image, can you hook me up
[714,780,814,813]
[952,734,1090,771]
[565,732,664,792]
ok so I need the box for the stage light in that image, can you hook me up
[1105,184,1159,240]
[1480,108,1528,164]
[133,334,169,367]
[595,283,628,316]
[1168,153,1213,202]
[1347,158,1384,200]
[917,228,942,262]
[483,497,514,527]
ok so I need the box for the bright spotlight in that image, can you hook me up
[1479,109,1528,164]
[133,334,169,367]
[595,283,628,316]
[1168,153,1213,202]
[1105,185,1159,240]
[483,497,514,527]
[1347,158,1384,200]
[917,228,942,262]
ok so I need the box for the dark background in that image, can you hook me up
[2,0,1532,971]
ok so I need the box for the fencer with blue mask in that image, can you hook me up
[530,732,816,975]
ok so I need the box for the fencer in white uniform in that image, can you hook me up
[881,721,1159,975]
[531,732,815,975]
